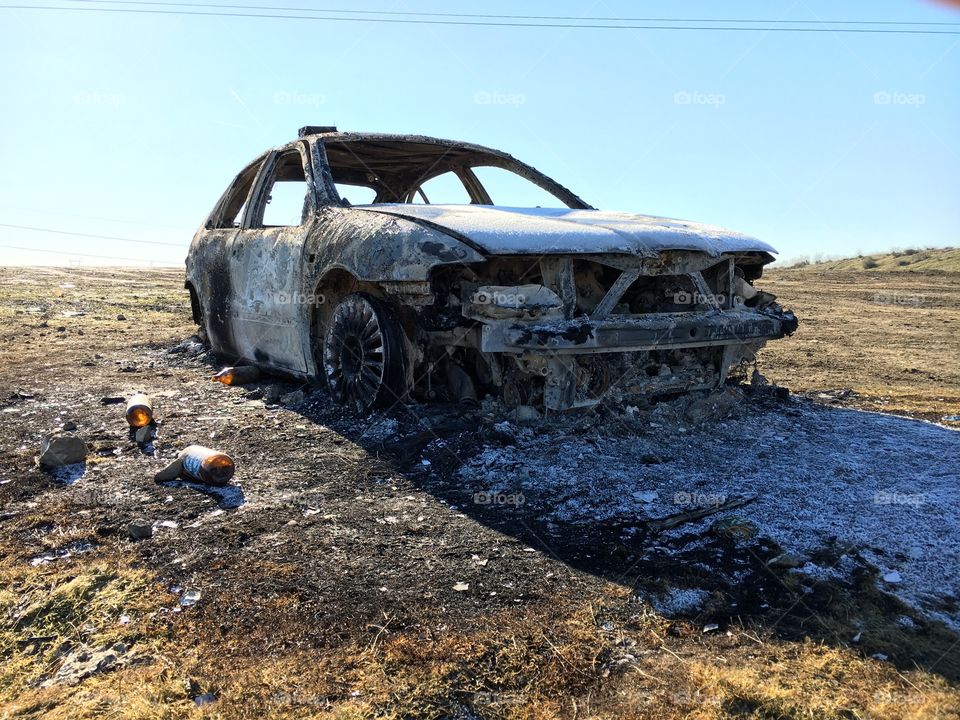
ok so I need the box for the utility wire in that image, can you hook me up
[3,3,960,33]
[0,223,186,248]
[62,0,960,28]
[0,243,181,264]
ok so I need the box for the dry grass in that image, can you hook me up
[2,544,958,718]
[783,247,960,272]
[2,266,960,718]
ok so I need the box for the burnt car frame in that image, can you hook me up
[185,126,796,413]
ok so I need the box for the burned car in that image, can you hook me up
[185,127,796,413]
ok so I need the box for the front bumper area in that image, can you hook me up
[480,307,797,355]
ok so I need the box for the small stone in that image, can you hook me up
[62,421,77,431]
[882,571,903,584]
[39,432,87,468]
[179,589,201,607]
[135,425,155,444]
[127,520,153,540]
[116,314,126,321]
[452,582,470,592]
[512,405,541,424]
[279,389,305,406]
[767,553,807,569]
[710,516,758,541]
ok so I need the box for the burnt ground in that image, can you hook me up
[1,266,959,719]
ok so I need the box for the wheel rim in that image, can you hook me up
[324,296,386,413]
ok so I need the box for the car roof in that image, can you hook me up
[297,129,518,160]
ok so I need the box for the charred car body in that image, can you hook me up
[186,127,797,412]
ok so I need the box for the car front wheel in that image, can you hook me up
[323,293,408,413]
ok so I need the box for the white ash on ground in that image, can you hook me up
[458,397,960,629]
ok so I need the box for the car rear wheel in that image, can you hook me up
[323,293,408,413]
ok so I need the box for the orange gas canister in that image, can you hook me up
[125,394,153,428]
[211,366,261,385]
[178,445,235,486]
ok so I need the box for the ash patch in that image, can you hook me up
[455,396,960,629]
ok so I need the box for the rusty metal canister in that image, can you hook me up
[211,366,261,385]
[125,393,153,428]
[178,445,235,486]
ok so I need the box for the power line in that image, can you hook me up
[0,223,186,248]
[4,3,960,33]
[64,0,960,28]
[0,243,181,264]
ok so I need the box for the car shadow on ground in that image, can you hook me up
[275,381,960,683]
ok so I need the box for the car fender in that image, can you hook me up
[304,206,486,290]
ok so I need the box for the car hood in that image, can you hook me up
[360,204,776,257]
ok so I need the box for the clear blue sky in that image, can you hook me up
[1,0,958,266]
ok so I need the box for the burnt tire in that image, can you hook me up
[323,293,408,414]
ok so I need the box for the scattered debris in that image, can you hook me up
[645,497,757,534]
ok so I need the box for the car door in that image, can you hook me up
[227,141,317,375]
[188,153,266,357]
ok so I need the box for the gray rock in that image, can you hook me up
[135,425,155,444]
[279,389,305,406]
[43,642,128,686]
[684,388,741,424]
[767,552,807,569]
[512,405,541,425]
[39,432,87,468]
[127,519,153,540]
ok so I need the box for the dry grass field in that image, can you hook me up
[0,262,957,719]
